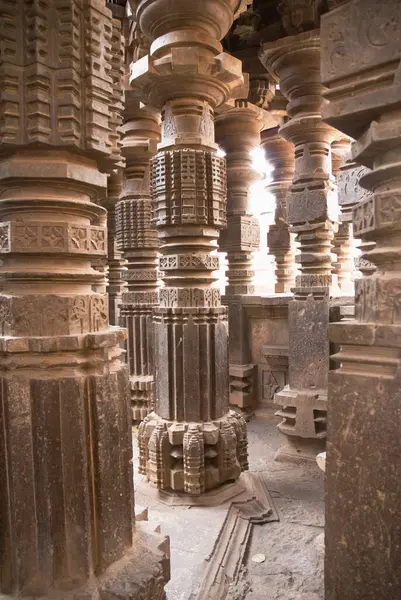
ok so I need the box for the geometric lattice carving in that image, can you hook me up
[151,150,227,229]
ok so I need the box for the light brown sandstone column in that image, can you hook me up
[322,1,401,597]
[261,13,339,461]
[131,0,249,495]
[215,100,264,409]
[261,126,296,294]
[116,95,161,423]
[0,2,168,598]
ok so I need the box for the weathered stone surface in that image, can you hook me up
[322,1,401,598]
[0,1,169,597]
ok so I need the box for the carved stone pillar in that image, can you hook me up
[116,95,161,423]
[215,100,263,296]
[215,100,264,409]
[0,2,168,599]
[261,126,296,293]
[322,2,401,597]
[261,25,339,461]
[104,171,127,325]
[131,0,249,495]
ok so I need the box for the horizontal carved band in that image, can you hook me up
[0,222,106,255]
[125,270,159,281]
[353,192,401,236]
[0,294,108,337]
[121,291,159,305]
[159,254,219,271]
[159,287,221,308]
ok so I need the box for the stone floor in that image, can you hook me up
[133,409,325,600]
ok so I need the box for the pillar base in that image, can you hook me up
[17,526,170,600]
[229,363,256,409]
[136,477,247,507]
[131,375,154,424]
[98,525,170,600]
[274,436,326,464]
[0,328,170,598]
[274,385,327,438]
[137,410,248,495]
[274,385,327,463]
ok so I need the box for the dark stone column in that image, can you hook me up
[0,2,169,598]
[131,0,249,495]
[116,96,161,423]
[215,100,264,410]
[261,23,339,462]
[322,1,401,597]
[261,126,296,294]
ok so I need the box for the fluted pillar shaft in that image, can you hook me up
[131,0,249,495]
[0,2,168,598]
[116,95,160,423]
[261,126,296,293]
[322,2,401,597]
[261,28,339,459]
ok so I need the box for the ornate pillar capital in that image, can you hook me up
[130,0,247,111]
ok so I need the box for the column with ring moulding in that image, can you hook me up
[116,95,161,423]
[131,0,250,495]
[215,99,265,411]
[0,2,169,599]
[322,2,401,598]
[261,126,296,294]
[260,11,340,462]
